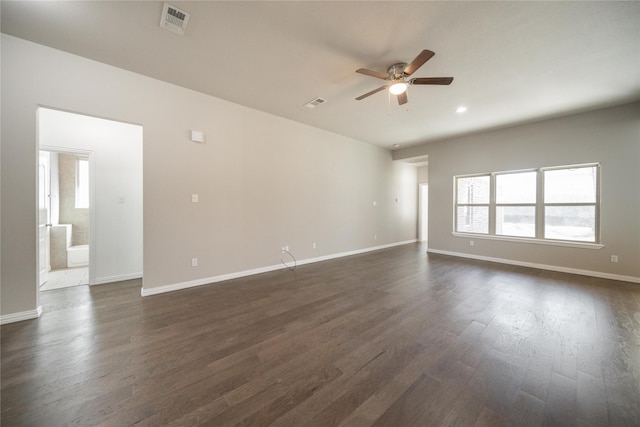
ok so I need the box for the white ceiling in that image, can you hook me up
[2,1,640,149]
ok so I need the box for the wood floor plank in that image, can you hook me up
[2,243,639,426]
[511,390,546,427]
[474,406,506,427]
[542,372,577,427]
[576,370,609,426]
[370,373,447,426]
[334,329,458,427]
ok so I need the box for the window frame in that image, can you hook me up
[493,169,538,238]
[541,164,600,243]
[454,173,491,235]
[453,163,602,247]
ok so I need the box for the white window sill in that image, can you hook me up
[452,232,604,249]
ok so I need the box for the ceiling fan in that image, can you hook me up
[355,49,453,105]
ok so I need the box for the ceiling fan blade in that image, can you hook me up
[403,50,435,76]
[410,77,454,85]
[356,68,389,80]
[355,85,388,100]
[397,91,408,105]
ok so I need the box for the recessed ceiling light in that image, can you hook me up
[456,106,468,113]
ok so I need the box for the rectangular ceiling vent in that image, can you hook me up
[160,3,190,35]
[303,97,327,109]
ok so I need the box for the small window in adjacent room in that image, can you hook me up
[455,175,490,234]
[75,158,89,208]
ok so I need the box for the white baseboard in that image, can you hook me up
[427,248,640,284]
[141,240,418,297]
[296,239,418,267]
[141,264,285,296]
[0,306,43,325]
[92,272,143,285]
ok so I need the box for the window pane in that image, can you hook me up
[544,206,595,242]
[496,206,535,237]
[496,172,536,203]
[457,176,490,204]
[456,206,489,234]
[544,167,597,203]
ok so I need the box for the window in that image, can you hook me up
[454,164,599,244]
[496,171,537,238]
[455,175,490,234]
[75,158,89,208]
[544,166,598,242]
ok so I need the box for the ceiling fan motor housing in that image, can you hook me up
[388,63,408,79]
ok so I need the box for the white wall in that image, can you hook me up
[395,102,640,281]
[0,35,417,319]
[417,165,428,184]
[39,108,143,284]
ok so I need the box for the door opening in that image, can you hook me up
[37,107,143,295]
[39,149,92,291]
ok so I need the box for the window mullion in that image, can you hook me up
[595,165,601,242]
[489,173,496,235]
[536,169,544,239]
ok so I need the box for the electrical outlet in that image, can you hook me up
[610,255,618,263]
[374,234,377,240]
[281,245,289,253]
[470,240,474,247]
[312,242,316,249]
[191,194,199,203]
[191,258,198,267]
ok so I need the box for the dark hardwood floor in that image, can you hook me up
[2,243,639,426]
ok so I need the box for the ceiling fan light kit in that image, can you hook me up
[389,81,408,95]
[355,49,453,105]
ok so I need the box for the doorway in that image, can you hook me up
[37,107,143,293]
[39,149,92,291]
[419,183,428,242]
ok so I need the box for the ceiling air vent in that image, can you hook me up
[160,3,190,35]
[303,97,327,109]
